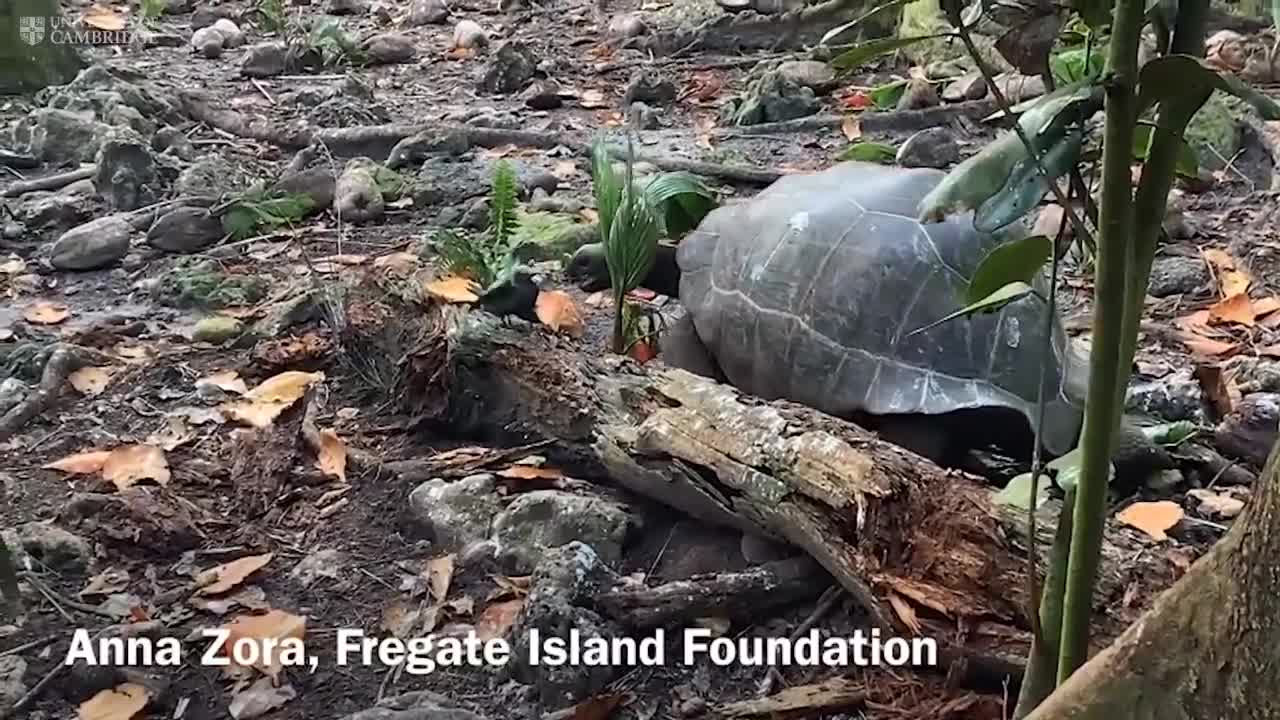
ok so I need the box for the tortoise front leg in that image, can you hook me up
[661,313,726,383]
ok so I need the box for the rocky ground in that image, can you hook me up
[3,0,1280,719]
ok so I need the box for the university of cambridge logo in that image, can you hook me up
[19,16,46,45]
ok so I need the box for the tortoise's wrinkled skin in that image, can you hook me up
[671,161,1084,457]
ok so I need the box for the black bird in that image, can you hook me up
[476,266,544,324]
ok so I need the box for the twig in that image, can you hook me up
[0,165,95,198]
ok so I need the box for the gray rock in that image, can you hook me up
[10,108,109,166]
[290,548,347,588]
[93,127,159,211]
[50,215,133,270]
[623,70,676,106]
[508,543,622,708]
[336,691,487,720]
[1126,368,1208,423]
[452,20,488,49]
[1147,255,1209,297]
[628,101,659,129]
[5,522,92,572]
[328,0,369,13]
[606,13,647,40]
[212,18,245,48]
[776,60,836,94]
[895,127,959,169]
[942,72,986,102]
[491,490,631,574]
[408,0,450,24]
[0,656,28,707]
[363,33,417,65]
[408,474,504,551]
[177,154,249,197]
[147,206,223,253]
[241,42,290,78]
[477,41,538,95]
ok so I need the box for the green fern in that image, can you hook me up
[489,160,519,249]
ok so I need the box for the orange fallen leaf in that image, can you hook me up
[1180,333,1240,359]
[69,366,120,397]
[475,598,524,642]
[24,300,70,325]
[44,450,113,475]
[535,290,584,337]
[425,275,480,303]
[1207,292,1256,326]
[78,682,150,720]
[221,610,307,681]
[841,116,862,141]
[496,465,564,480]
[198,554,275,596]
[101,444,170,490]
[1116,501,1184,541]
[315,429,347,482]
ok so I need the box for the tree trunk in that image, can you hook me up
[0,0,85,94]
[1024,435,1280,719]
[412,309,1186,668]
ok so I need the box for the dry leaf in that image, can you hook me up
[24,300,70,325]
[102,444,170,490]
[198,370,249,395]
[199,554,275,596]
[566,693,628,720]
[82,5,126,31]
[1193,364,1239,418]
[841,116,862,141]
[1116,501,1184,541]
[475,598,524,641]
[69,366,120,397]
[1219,270,1251,298]
[1179,333,1240,359]
[221,610,307,680]
[535,291,584,337]
[425,275,480,303]
[315,429,347,482]
[425,555,455,603]
[1207,292,1256,326]
[222,371,324,428]
[78,683,150,720]
[496,465,564,480]
[44,449,112,475]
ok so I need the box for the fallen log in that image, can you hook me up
[424,310,1185,663]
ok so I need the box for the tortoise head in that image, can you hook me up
[565,243,610,292]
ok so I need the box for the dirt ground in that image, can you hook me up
[3,1,1280,719]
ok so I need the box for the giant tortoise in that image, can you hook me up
[568,161,1158,469]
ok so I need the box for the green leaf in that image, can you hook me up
[994,471,1053,510]
[830,34,953,72]
[820,0,917,45]
[869,80,907,110]
[908,281,1035,336]
[966,235,1052,307]
[641,172,717,237]
[975,127,1083,232]
[1132,124,1200,178]
[837,140,898,163]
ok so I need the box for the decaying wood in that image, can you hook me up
[0,165,95,197]
[711,677,866,718]
[426,311,1183,663]
[596,557,829,629]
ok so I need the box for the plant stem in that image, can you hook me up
[1013,489,1075,718]
[1056,0,1147,682]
